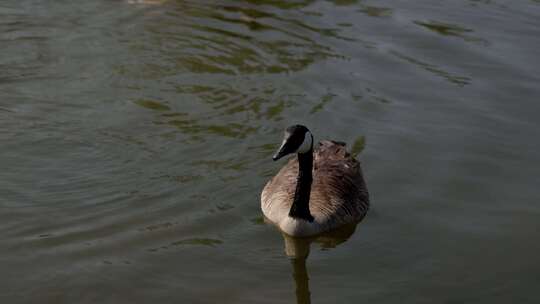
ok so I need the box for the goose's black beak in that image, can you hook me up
[272,140,289,161]
[272,149,286,161]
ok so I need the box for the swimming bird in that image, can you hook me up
[261,125,369,237]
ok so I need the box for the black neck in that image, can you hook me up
[289,146,314,222]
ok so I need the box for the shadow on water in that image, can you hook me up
[279,222,360,304]
[414,20,488,45]
[389,50,471,87]
[357,5,393,18]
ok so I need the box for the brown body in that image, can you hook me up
[261,140,369,236]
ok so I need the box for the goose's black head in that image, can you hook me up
[272,125,313,161]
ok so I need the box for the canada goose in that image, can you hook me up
[261,125,369,237]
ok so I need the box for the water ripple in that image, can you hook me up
[115,0,348,77]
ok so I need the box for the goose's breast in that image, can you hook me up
[277,216,324,237]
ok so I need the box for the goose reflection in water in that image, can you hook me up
[273,221,360,304]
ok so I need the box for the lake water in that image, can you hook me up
[1,0,539,303]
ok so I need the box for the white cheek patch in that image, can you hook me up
[297,131,312,153]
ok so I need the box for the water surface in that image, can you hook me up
[1,0,540,303]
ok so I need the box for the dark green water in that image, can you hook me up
[1,0,539,303]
